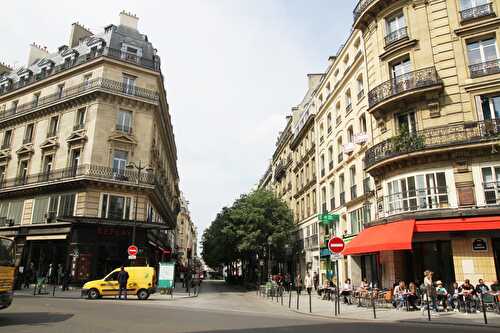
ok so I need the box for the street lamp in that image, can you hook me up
[267,236,273,280]
[126,161,153,246]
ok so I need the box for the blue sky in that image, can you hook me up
[1,0,357,250]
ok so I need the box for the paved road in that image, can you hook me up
[0,281,497,332]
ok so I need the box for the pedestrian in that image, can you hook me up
[47,263,56,285]
[341,278,354,304]
[423,270,437,311]
[57,264,64,286]
[62,270,70,291]
[23,264,32,289]
[117,266,129,300]
[295,273,303,295]
[313,271,319,291]
[305,271,313,295]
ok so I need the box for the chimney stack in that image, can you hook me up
[119,11,139,30]
[28,43,50,66]
[69,22,93,48]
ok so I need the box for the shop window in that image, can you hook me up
[100,194,132,220]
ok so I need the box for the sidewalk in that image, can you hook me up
[255,290,500,328]
[14,285,196,301]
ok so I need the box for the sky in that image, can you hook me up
[1,0,356,251]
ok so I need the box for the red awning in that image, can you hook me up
[342,220,415,256]
[415,216,500,233]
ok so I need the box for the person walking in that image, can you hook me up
[62,269,70,291]
[117,266,129,300]
[305,271,313,295]
[423,270,437,311]
[23,263,33,289]
[57,264,64,286]
[295,273,303,295]
[313,271,319,291]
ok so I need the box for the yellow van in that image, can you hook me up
[81,266,156,300]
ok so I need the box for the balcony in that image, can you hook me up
[73,123,85,131]
[377,186,451,218]
[460,3,495,22]
[384,27,408,46]
[0,77,159,124]
[0,47,160,97]
[367,67,442,115]
[483,181,500,205]
[469,59,500,78]
[364,119,500,171]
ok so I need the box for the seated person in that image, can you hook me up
[407,282,419,310]
[491,280,500,293]
[447,282,462,311]
[340,278,353,304]
[393,281,408,309]
[435,281,448,311]
[475,279,489,294]
[461,279,476,313]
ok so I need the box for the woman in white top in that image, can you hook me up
[304,271,313,295]
[340,278,353,304]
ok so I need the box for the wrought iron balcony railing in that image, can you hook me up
[483,181,500,205]
[460,3,494,22]
[365,119,500,169]
[0,77,159,122]
[378,186,450,217]
[353,0,377,22]
[0,47,160,97]
[115,124,133,134]
[384,27,408,46]
[368,67,440,109]
[469,59,500,78]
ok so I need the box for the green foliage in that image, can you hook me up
[392,124,425,152]
[202,189,295,272]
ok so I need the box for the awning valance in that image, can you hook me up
[342,220,415,256]
[415,216,500,233]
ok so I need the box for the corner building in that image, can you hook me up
[343,0,500,287]
[0,12,180,282]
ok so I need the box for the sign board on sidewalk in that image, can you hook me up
[328,236,345,254]
[330,253,343,261]
[158,262,175,289]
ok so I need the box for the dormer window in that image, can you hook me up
[121,43,143,64]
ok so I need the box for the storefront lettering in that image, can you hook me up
[96,227,131,237]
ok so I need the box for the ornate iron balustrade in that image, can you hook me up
[0,164,156,191]
[460,3,494,22]
[469,59,500,78]
[365,119,500,169]
[0,77,159,122]
[368,67,440,109]
[353,0,377,22]
[384,26,408,46]
[377,186,450,217]
[483,181,500,205]
[0,47,160,97]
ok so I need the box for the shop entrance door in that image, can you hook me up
[411,241,455,286]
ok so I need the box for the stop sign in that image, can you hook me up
[328,236,345,254]
[128,245,138,256]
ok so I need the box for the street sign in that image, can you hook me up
[318,213,339,223]
[328,236,345,254]
[128,255,137,260]
[158,262,175,289]
[128,245,138,256]
[330,253,343,261]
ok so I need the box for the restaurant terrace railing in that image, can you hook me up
[365,119,500,169]
[0,77,159,122]
[469,59,500,78]
[0,47,160,97]
[384,27,408,46]
[368,67,440,109]
[460,2,494,22]
[377,186,450,217]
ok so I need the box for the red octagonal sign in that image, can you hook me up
[328,236,345,254]
[128,245,138,256]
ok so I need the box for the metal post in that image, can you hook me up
[334,290,337,316]
[480,292,488,325]
[309,290,312,313]
[289,284,292,308]
[296,291,300,310]
[132,161,141,246]
[425,289,431,321]
[281,286,283,306]
[371,290,376,319]
[52,283,56,297]
[336,261,341,315]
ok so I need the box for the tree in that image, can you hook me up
[202,189,295,284]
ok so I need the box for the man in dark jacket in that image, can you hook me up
[117,266,129,300]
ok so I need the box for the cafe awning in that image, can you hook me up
[415,216,500,233]
[342,220,415,256]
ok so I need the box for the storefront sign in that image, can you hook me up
[158,262,175,289]
[96,227,131,237]
[472,238,488,252]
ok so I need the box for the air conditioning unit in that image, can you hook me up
[45,211,56,223]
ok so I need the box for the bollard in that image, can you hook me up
[281,287,284,306]
[52,284,56,297]
[480,292,488,325]
[425,289,431,321]
[337,287,341,315]
[277,289,279,303]
[371,290,376,319]
[33,284,36,296]
[288,286,292,308]
[296,291,300,310]
[309,291,312,313]
[334,293,338,316]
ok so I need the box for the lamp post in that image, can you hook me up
[126,161,153,246]
[267,236,273,281]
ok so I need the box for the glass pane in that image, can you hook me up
[467,43,482,64]
[491,96,500,119]
[108,196,125,220]
[483,41,498,61]
[482,167,493,183]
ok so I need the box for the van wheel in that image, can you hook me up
[137,289,149,300]
[88,288,100,300]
